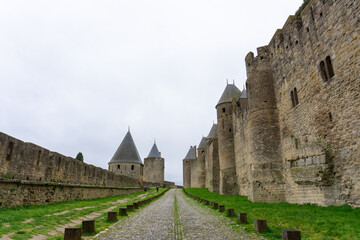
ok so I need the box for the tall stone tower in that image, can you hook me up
[205,123,220,193]
[108,130,143,185]
[195,137,206,188]
[143,142,164,187]
[183,146,196,188]
[216,83,241,195]
[244,46,284,202]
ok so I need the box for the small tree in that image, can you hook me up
[76,152,84,162]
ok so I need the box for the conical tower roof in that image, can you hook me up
[184,146,196,160]
[240,89,247,98]
[109,131,143,164]
[147,142,161,158]
[198,137,206,149]
[216,84,242,107]
[207,124,217,138]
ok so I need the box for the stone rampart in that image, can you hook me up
[0,179,141,208]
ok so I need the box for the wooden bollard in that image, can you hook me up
[254,219,267,233]
[108,212,117,222]
[213,203,218,209]
[127,205,134,210]
[238,213,247,224]
[282,229,301,240]
[227,208,235,217]
[205,201,210,205]
[134,202,139,209]
[64,227,81,240]
[119,208,127,216]
[82,220,95,233]
[219,205,225,212]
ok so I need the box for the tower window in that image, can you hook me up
[290,88,299,108]
[320,56,335,81]
[329,112,333,122]
[6,142,14,161]
[222,108,225,113]
[117,165,120,170]
[131,165,134,170]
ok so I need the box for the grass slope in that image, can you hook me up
[0,188,166,240]
[185,188,360,240]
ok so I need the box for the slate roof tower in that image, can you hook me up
[108,130,143,184]
[216,83,241,195]
[143,141,165,187]
[183,146,196,188]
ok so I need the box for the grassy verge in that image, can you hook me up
[0,188,167,240]
[185,188,360,240]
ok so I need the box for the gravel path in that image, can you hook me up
[95,189,264,240]
[95,190,175,240]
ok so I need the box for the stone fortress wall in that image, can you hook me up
[0,132,141,207]
[186,0,360,206]
[143,156,164,187]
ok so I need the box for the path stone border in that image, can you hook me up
[183,189,302,240]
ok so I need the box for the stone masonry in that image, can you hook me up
[184,0,360,206]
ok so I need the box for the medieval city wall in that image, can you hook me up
[187,0,360,206]
[0,132,142,207]
[205,138,219,193]
[0,179,141,208]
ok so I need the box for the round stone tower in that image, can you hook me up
[183,146,196,188]
[143,141,164,187]
[196,137,206,188]
[244,46,284,202]
[108,130,143,185]
[216,83,241,195]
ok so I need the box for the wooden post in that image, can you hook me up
[82,220,95,233]
[127,205,134,210]
[213,203,218,209]
[134,202,139,209]
[238,213,247,224]
[205,201,210,205]
[119,208,127,216]
[227,208,235,217]
[108,212,117,222]
[64,227,81,240]
[219,205,225,212]
[282,229,301,240]
[254,219,267,233]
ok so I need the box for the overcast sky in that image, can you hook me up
[0,0,303,185]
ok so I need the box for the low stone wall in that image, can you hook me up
[0,179,142,208]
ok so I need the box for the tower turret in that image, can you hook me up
[108,130,143,185]
[143,141,164,187]
[183,146,196,188]
[216,83,241,195]
[244,46,285,202]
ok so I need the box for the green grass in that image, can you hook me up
[0,188,167,240]
[185,188,360,240]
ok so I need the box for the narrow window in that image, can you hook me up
[6,142,14,161]
[131,165,134,170]
[290,91,296,108]
[57,157,61,171]
[222,119,224,129]
[329,112,333,122]
[294,87,299,105]
[125,165,126,171]
[117,165,120,170]
[222,108,225,113]
[320,61,328,81]
[326,56,334,79]
[36,150,41,166]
